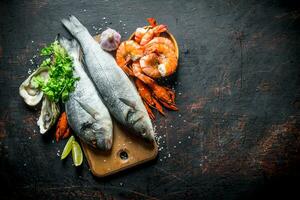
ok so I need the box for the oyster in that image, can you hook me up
[37,97,60,134]
[19,67,49,106]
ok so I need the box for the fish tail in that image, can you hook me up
[58,35,80,61]
[61,15,88,37]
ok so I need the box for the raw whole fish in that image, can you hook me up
[59,35,113,150]
[61,16,155,142]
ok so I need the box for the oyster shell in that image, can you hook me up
[37,97,60,134]
[19,67,49,106]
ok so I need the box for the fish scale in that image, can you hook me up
[61,15,155,141]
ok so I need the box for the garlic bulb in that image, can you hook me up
[99,28,121,51]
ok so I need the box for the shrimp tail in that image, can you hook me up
[147,18,157,27]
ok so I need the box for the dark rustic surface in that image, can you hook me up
[1,0,300,199]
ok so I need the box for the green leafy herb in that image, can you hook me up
[33,41,79,102]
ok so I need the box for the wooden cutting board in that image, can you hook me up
[81,121,158,177]
[80,29,178,177]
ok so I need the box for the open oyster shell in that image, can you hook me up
[19,67,49,106]
[37,97,60,134]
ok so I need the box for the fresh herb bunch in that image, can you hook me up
[33,41,79,103]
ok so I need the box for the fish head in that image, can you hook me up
[127,109,155,142]
[80,119,113,150]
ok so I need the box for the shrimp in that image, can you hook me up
[134,27,148,43]
[140,42,178,78]
[132,62,177,111]
[134,18,161,44]
[135,78,164,117]
[145,37,176,54]
[140,24,167,46]
[136,18,167,46]
[116,40,143,76]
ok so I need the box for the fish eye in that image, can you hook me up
[80,121,93,131]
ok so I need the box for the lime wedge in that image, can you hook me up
[71,140,83,166]
[61,136,75,160]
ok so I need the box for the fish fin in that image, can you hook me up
[73,98,98,120]
[119,98,137,110]
[61,15,87,37]
[58,35,80,60]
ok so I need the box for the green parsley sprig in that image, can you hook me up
[32,41,79,103]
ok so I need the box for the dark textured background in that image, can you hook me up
[1,0,300,199]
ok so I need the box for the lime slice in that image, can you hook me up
[61,136,75,160]
[72,140,83,166]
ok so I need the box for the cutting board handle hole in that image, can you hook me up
[118,149,129,160]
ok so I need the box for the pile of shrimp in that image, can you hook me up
[116,18,178,119]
